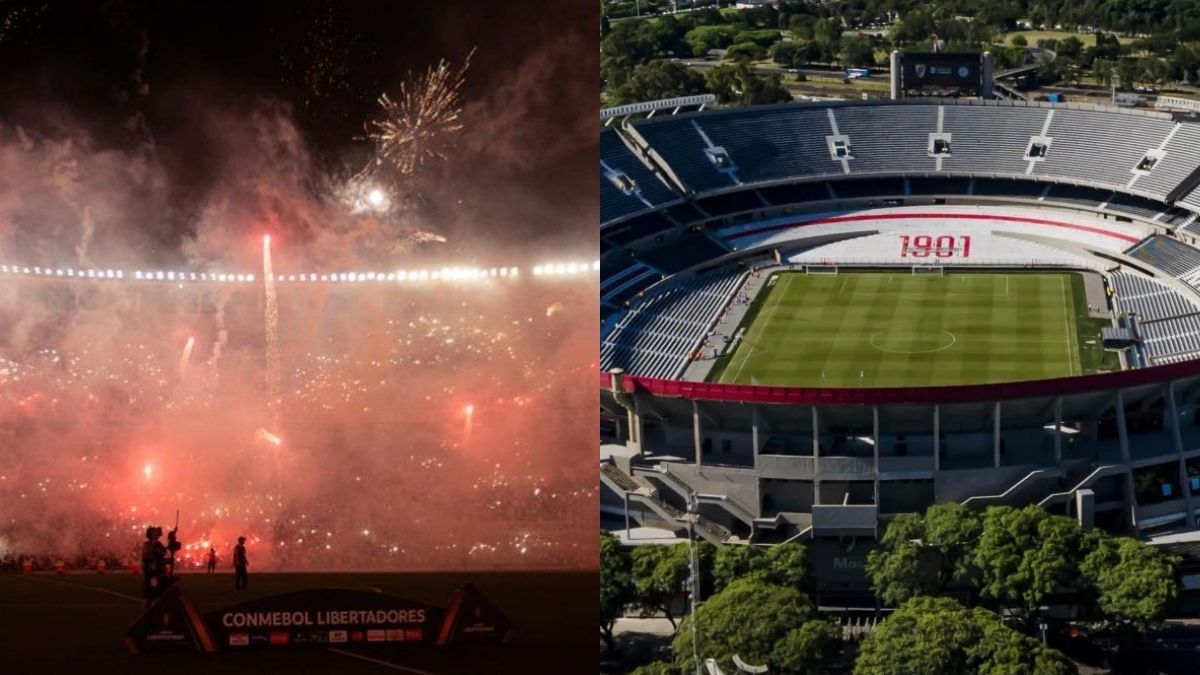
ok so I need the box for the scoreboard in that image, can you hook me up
[899,52,983,96]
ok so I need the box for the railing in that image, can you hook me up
[601,460,640,493]
[755,454,817,479]
[961,468,1056,508]
[1038,465,1124,507]
[660,465,759,525]
[819,456,876,477]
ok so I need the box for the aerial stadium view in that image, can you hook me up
[599,1,1200,673]
[0,2,597,674]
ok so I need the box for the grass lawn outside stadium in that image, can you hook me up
[709,270,1119,388]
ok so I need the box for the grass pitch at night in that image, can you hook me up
[711,271,1115,388]
[0,570,593,674]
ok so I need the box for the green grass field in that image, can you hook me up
[710,271,1117,388]
[0,570,593,674]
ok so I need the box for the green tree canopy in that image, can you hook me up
[866,504,981,604]
[673,578,836,675]
[601,531,634,653]
[838,34,877,68]
[972,505,1083,619]
[632,542,692,630]
[704,64,792,105]
[853,596,1074,675]
[1080,536,1179,633]
[725,41,768,62]
[613,60,708,105]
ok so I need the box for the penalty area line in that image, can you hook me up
[328,648,439,674]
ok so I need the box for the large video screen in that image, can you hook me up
[901,53,982,93]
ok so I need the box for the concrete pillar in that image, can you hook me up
[693,400,703,466]
[1076,489,1095,529]
[1115,389,1139,534]
[812,406,821,464]
[933,405,941,472]
[751,405,761,463]
[1054,397,1063,464]
[873,406,881,508]
[630,398,646,453]
[813,406,821,506]
[993,401,1002,468]
[890,50,902,100]
[1169,382,1195,526]
[1115,389,1131,463]
[873,407,881,474]
[981,51,994,99]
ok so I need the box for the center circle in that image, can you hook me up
[869,330,957,355]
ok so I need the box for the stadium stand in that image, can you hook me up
[1130,122,1200,197]
[1035,108,1174,188]
[939,104,1046,176]
[1109,272,1200,321]
[831,104,938,175]
[1105,192,1169,221]
[1140,315,1200,360]
[1127,236,1200,278]
[601,260,661,306]
[600,127,680,222]
[600,267,747,379]
[637,233,729,274]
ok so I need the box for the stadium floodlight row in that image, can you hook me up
[599,98,1200,564]
[0,260,599,286]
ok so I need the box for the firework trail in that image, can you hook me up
[365,48,474,176]
[262,235,280,418]
[208,289,230,370]
[179,336,195,379]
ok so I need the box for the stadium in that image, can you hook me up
[599,92,1200,595]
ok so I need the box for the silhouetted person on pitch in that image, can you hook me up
[233,536,248,590]
[206,547,218,574]
[141,527,168,606]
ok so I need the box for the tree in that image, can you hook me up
[724,42,768,62]
[632,543,691,630]
[1011,33,1028,47]
[712,541,806,592]
[973,505,1083,621]
[601,531,634,653]
[866,504,980,604]
[772,620,840,674]
[685,25,736,58]
[614,60,708,105]
[1058,35,1085,59]
[762,542,807,589]
[673,579,836,675]
[713,544,764,591]
[853,596,1074,675]
[838,35,876,68]
[705,64,791,106]
[631,662,676,675]
[1080,536,1179,633]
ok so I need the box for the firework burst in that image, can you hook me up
[366,48,474,176]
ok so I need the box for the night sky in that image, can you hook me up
[0,0,599,258]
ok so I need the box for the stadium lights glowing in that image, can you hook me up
[0,260,596,285]
[532,260,601,277]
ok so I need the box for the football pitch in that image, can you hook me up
[711,271,1114,388]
